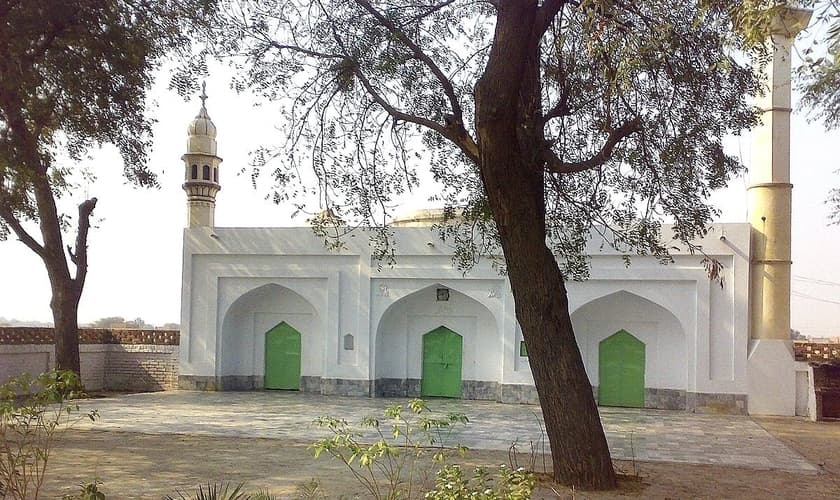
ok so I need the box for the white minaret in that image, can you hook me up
[747,6,811,416]
[182,83,222,227]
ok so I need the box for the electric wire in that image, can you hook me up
[793,275,840,287]
[791,290,840,305]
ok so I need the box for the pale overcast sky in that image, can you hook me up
[1,56,839,336]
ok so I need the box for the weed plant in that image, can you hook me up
[0,370,97,499]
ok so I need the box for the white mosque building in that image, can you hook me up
[178,7,813,416]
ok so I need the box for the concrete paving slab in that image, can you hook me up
[72,391,816,473]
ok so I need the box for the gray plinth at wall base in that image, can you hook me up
[220,375,262,391]
[461,380,500,400]
[179,375,218,391]
[374,379,501,400]
[498,384,745,414]
[645,388,687,410]
[372,378,405,397]
[373,378,422,397]
[300,376,322,393]
[500,384,588,405]
[500,384,540,404]
[320,378,370,397]
[180,375,263,391]
[179,375,748,414]
[687,392,748,415]
[406,379,421,397]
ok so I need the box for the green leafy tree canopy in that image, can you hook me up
[0,0,215,373]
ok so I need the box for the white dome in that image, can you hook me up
[186,104,218,156]
[390,208,463,227]
[188,106,217,138]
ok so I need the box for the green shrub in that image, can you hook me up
[0,370,98,499]
[311,399,469,499]
[423,464,535,500]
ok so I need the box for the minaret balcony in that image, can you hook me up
[182,180,221,198]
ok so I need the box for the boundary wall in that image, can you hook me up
[0,327,179,392]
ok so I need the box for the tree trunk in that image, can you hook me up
[474,1,617,489]
[497,223,616,489]
[30,170,90,375]
[49,275,82,374]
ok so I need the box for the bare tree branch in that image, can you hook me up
[71,197,97,286]
[541,98,571,125]
[266,40,342,60]
[353,0,465,121]
[545,117,641,174]
[400,0,458,24]
[0,204,46,259]
[352,66,479,162]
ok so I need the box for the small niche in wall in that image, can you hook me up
[343,333,355,350]
[519,341,528,357]
[436,288,450,301]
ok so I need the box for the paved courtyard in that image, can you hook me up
[73,391,815,473]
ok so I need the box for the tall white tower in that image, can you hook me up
[747,6,811,415]
[182,83,222,227]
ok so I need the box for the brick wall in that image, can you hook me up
[0,327,179,392]
[104,344,179,391]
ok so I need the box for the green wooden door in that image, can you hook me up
[264,322,301,390]
[598,330,645,408]
[421,326,462,398]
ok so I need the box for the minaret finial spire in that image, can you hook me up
[199,81,208,108]
[183,79,221,228]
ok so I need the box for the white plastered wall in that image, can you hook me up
[570,290,686,390]
[374,284,501,382]
[180,224,750,398]
[180,227,367,382]
[219,282,320,378]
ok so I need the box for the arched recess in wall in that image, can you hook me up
[570,290,687,395]
[219,283,321,384]
[373,283,500,395]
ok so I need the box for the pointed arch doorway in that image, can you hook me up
[264,322,301,390]
[598,330,645,407]
[421,326,462,398]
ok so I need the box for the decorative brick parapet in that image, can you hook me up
[83,329,179,345]
[0,327,53,344]
[794,342,840,365]
[0,327,178,346]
